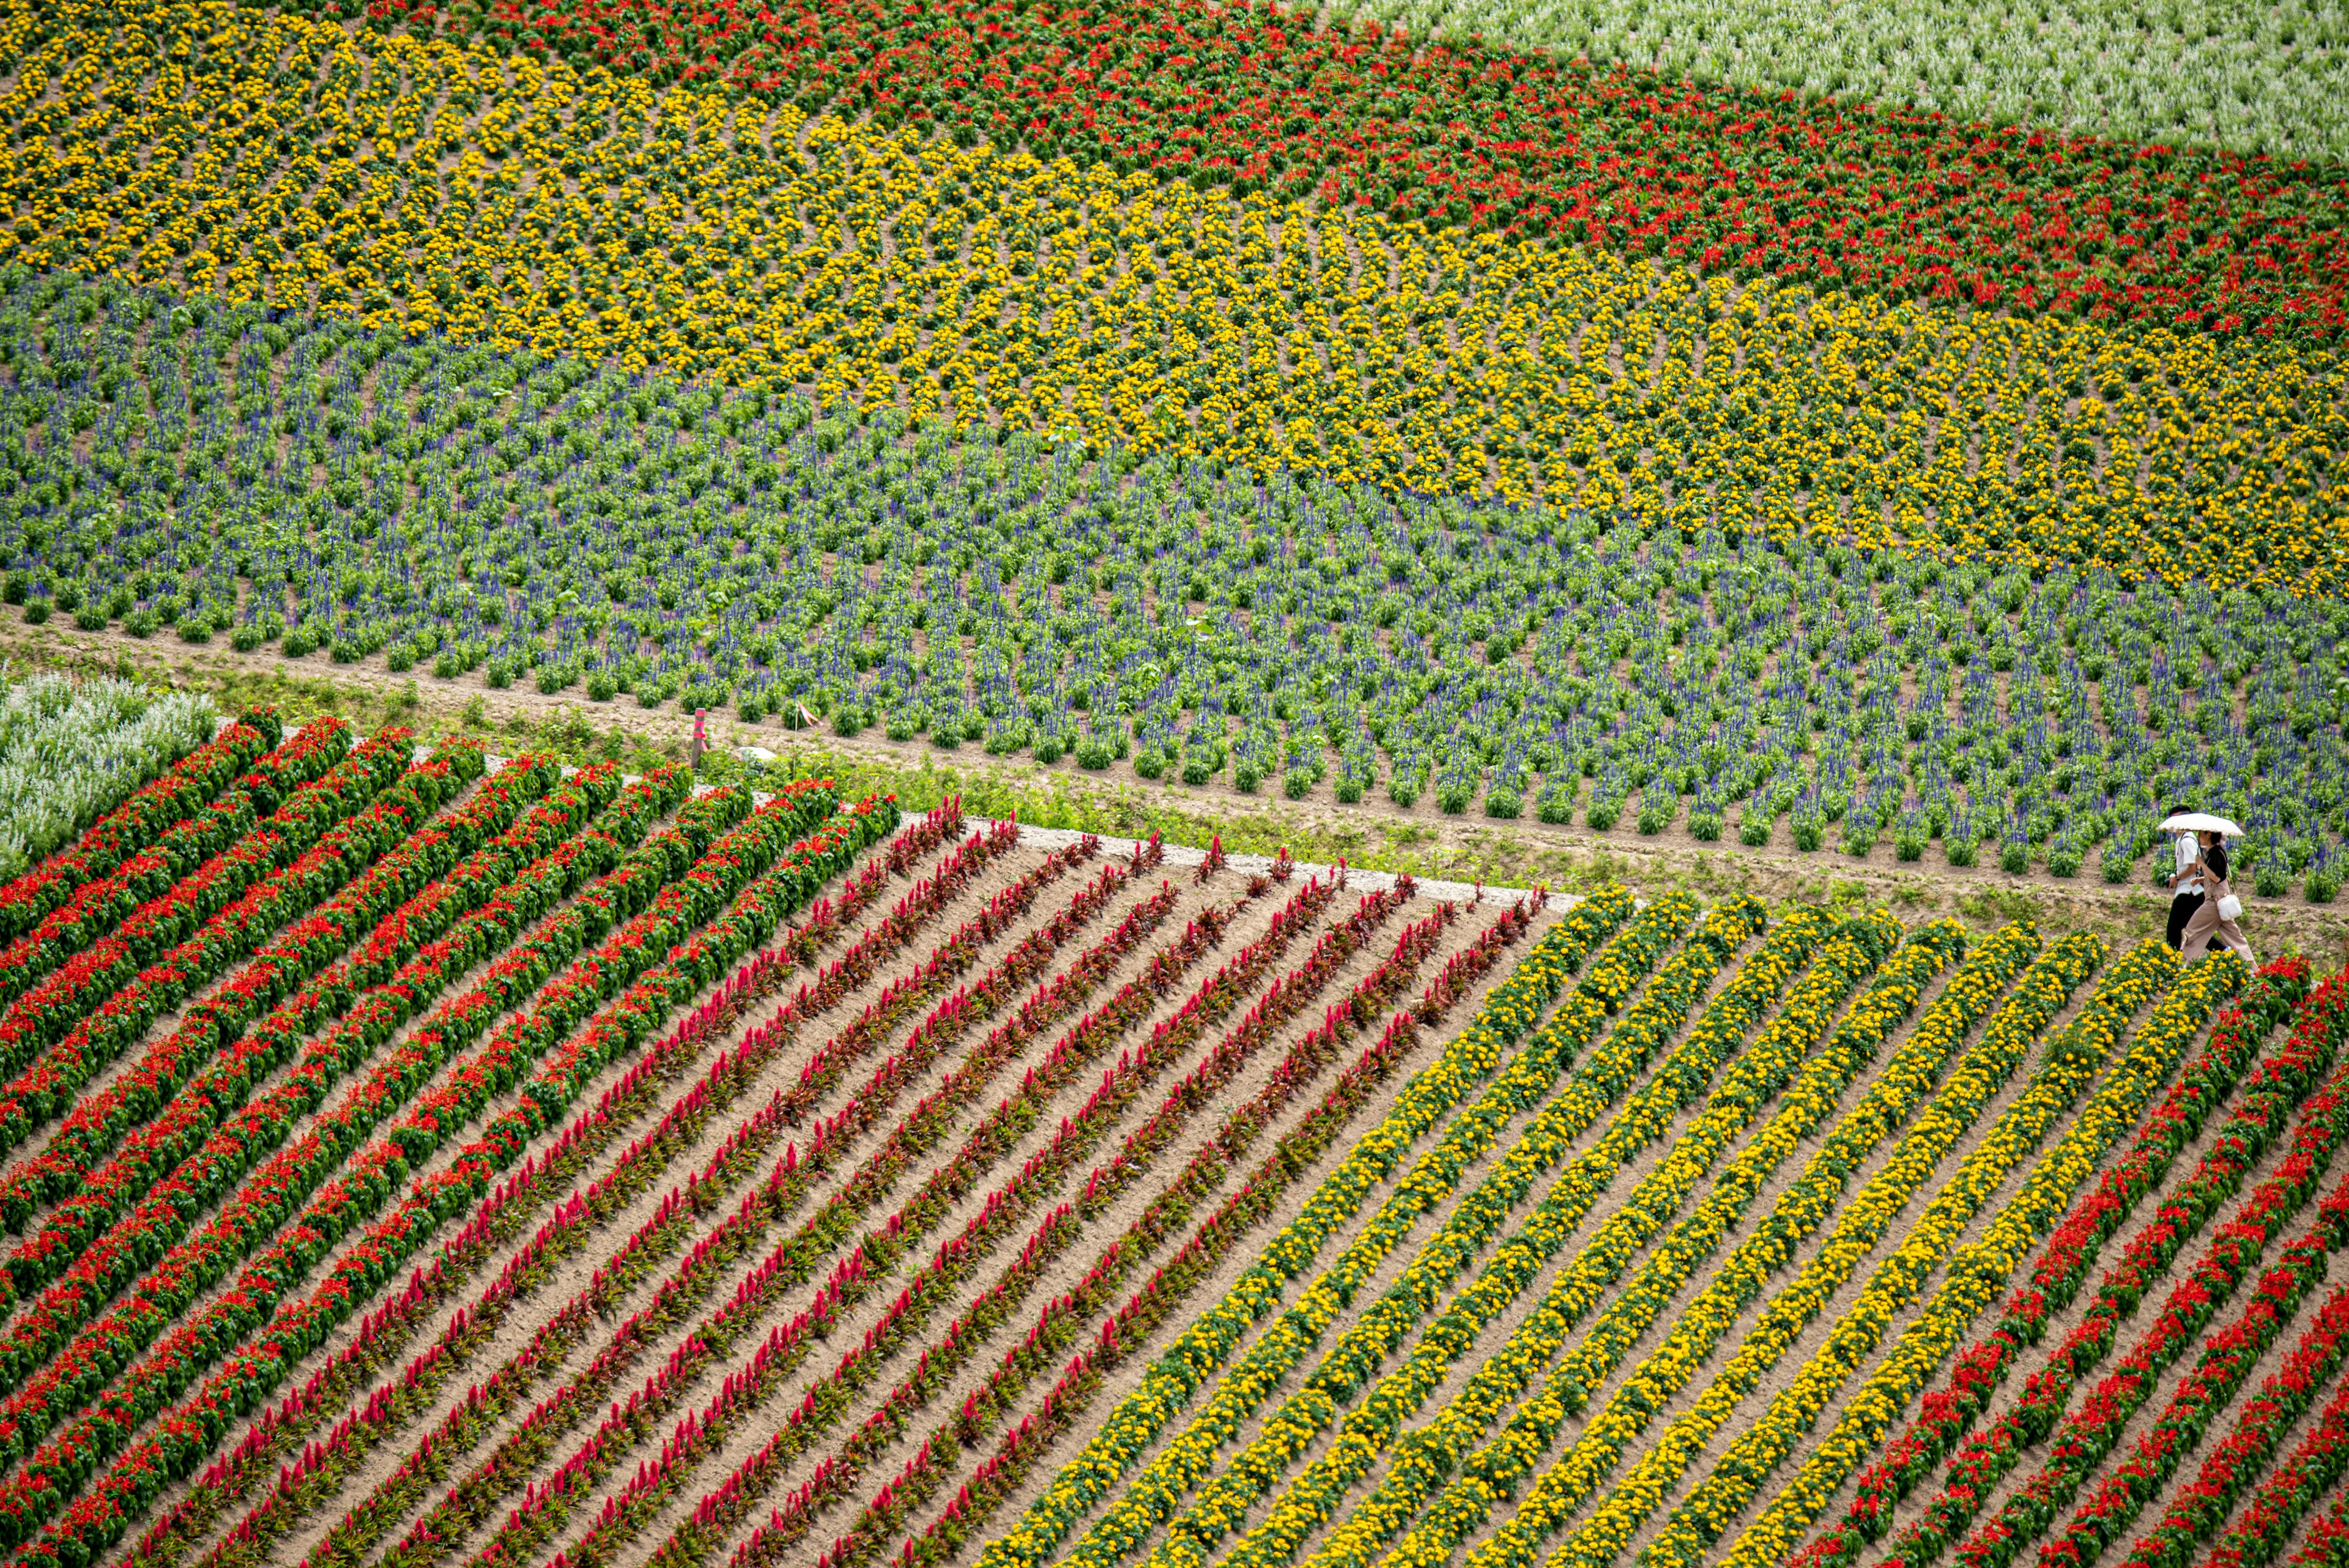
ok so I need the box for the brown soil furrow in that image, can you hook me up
[500,872,1305,1568]
[113,812,1006,1568]
[624,886,1467,1568]
[2116,1277,2349,1568]
[366,865,1240,1568]
[1618,978,2167,1562]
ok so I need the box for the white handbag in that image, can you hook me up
[2217,893,2244,923]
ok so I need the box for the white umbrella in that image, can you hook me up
[2159,812,2244,838]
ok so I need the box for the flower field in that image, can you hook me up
[10,0,2349,1556]
[0,260,2343,886]
[1,0,2345,894]
[6,671,2349,1568]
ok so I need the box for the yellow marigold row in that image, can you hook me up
[5,0,2344,591]
[972,887,1655,1568]
[1047,898,1768,1568]
[1453,931,2108,1568]
[1310,921,2026,1568]
[1209,916,1954,1568]
[1145,910,1893,1568]
[1549,937,2184,1568]
[1704,951,2250,1568]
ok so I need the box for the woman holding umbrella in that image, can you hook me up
[2161,810,2253,961]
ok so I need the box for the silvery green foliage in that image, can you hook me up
[1324,0,2347,162]
[0,668,217,875]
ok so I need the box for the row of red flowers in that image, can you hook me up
[549,871,1398,1568]
[0,737,502,1243]
[1932,979,2349,1568]
[0,767,695,1501]
[2118,1283,2349,1568]
[0,708,280,946]
[2038,1234,2340,1568]
[7,781,867,1566]
[426,856,1262,1568]
[1798,954,2329,1567]
[354,0,2349,338]
[676,885,1452,1568]
[369,817,1041,1568]
[0,757,620,1356]
[163,798,951,1568]
[0,719,377,1098]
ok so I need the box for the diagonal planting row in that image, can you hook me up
[1857,967,2349,1568]
[165,843,1589,1568]
[0,763,707,1532]
[260,828,1123,1568]
[0,773,884,1565]
[1633,946,2235,1568]
[136,800,992,1568]
[0,708,280,948]
[1792,955,2334,1568]
[1258,915,2021,1568]
[0,716,363,1098]
[693,885,1479,1568]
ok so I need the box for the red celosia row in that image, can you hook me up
[1800,955,2328,1567]
[14,782,872,1567]
[1929,976,2349,1568]
[455,868,1308,1568]
[368,0,2349,337]
[2118,1284,2349,1568]
[0,708,280,945]
[155,798,946,1568]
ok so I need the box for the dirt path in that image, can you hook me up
[13,622,2349,961]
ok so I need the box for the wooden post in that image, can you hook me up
[691,707,707,771]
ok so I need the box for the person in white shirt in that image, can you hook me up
[2163,809,2205,950]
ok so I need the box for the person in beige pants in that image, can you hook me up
[2178,831,2254,962]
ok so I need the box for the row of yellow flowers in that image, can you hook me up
[1546,938,2192,1568]
[1447,930,2110,1568]
[1042,897,1770,1568]
[4,0,2343,592]
[1706,953,2251,1568]
[972,888,1658,1568]
[1198,914,1945,1568]
[1272,920,2026,1568]
[1138,910,1891,1568]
